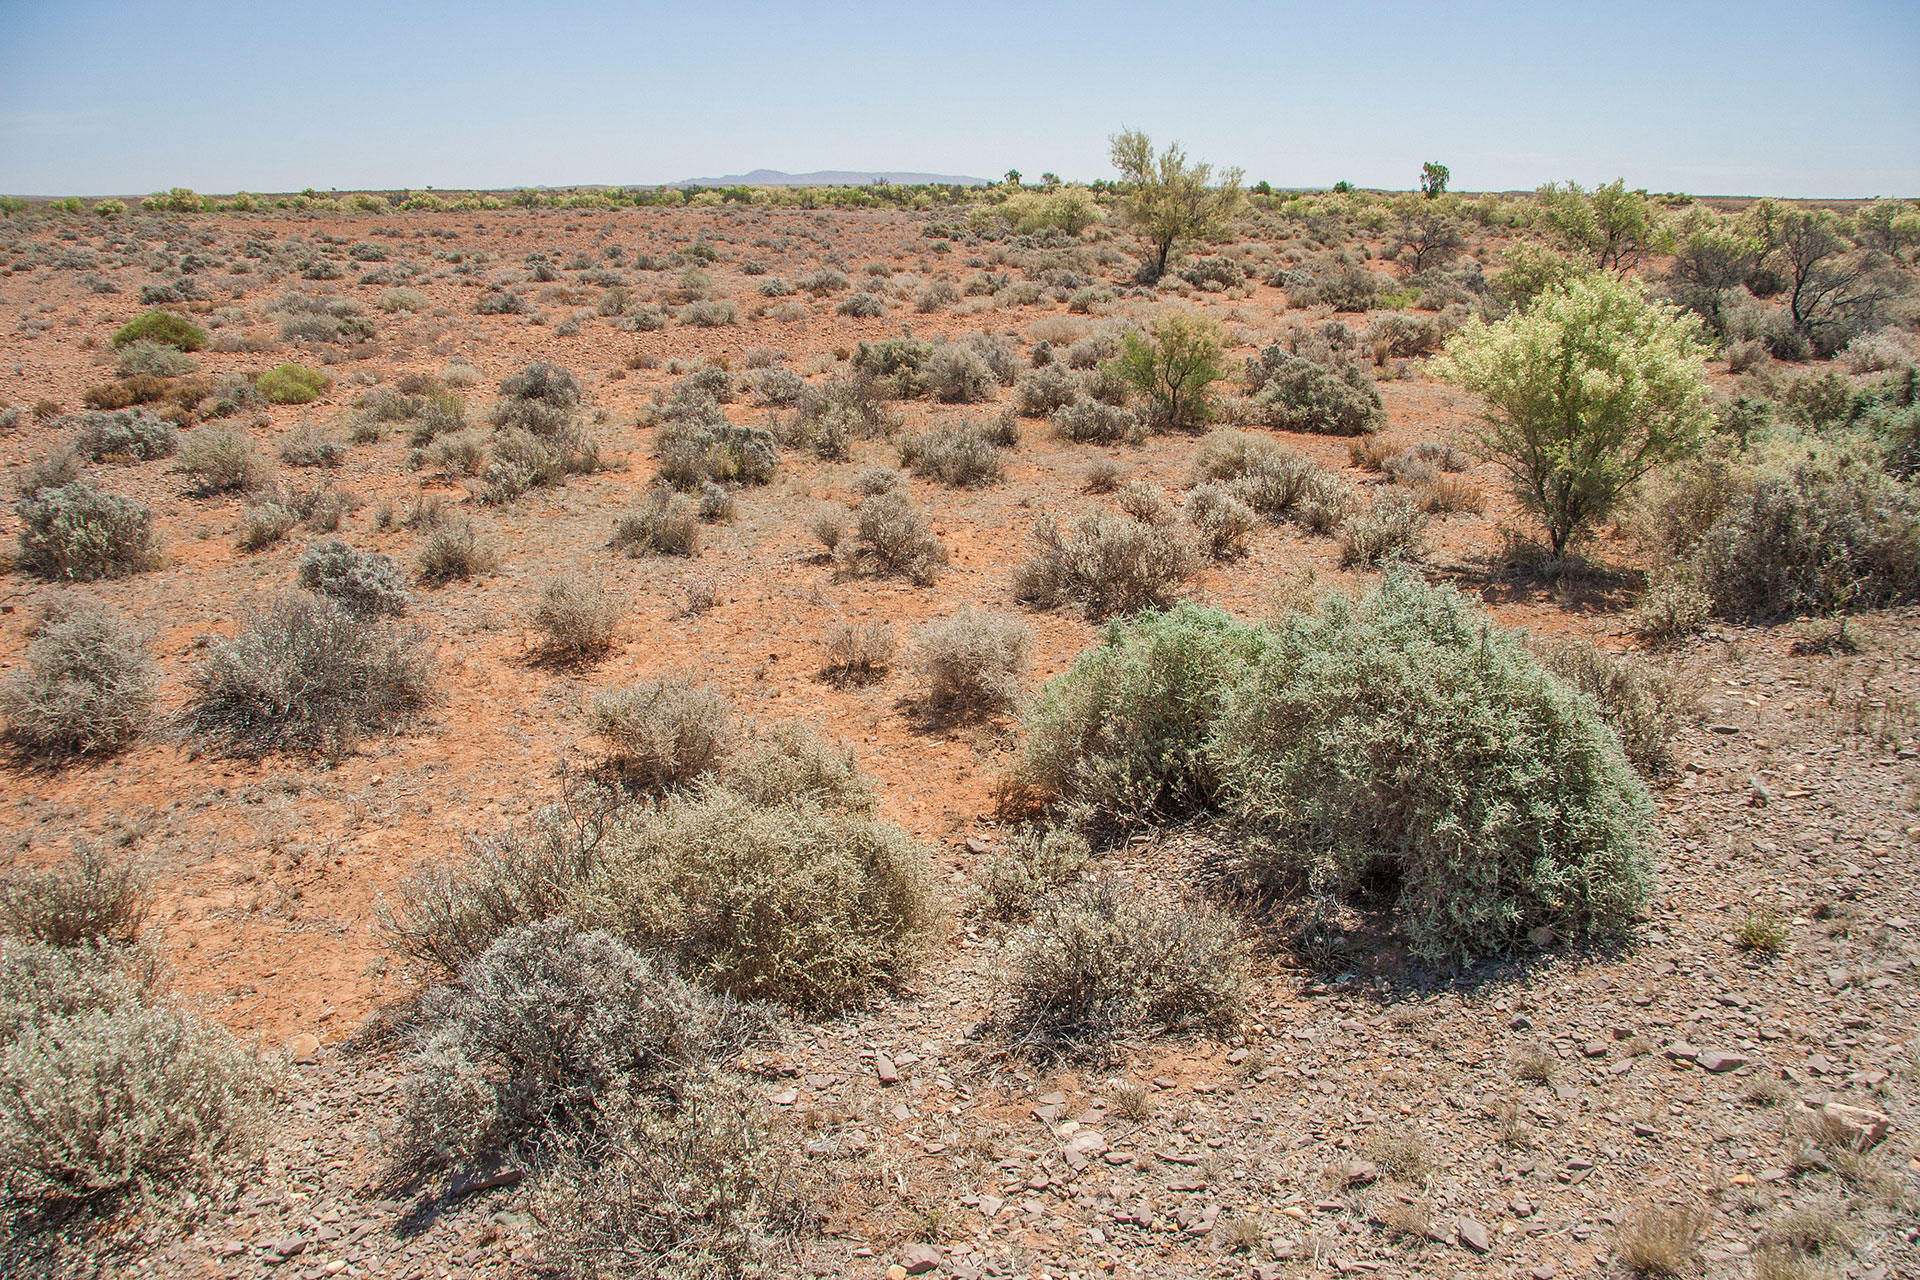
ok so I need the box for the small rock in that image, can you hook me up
[899,1243,941,1275]
[1663,1041,1700,1062]
[286,1033,321,1064]
[1527,926,1557,949]
[1343,1159,1378,1185]
[1582,1040,1609,1058]
[886,1267,908,1280]
[1457,1215,1491,1253]
[965,836,993,854]
[769,1089,799,1106]
[1697,1049,1748,1073]
[874,1054,899,1086]
[978,1195,1003,1218]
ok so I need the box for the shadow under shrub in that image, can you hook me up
[183,595,434,757]
[997,877,1244,1056]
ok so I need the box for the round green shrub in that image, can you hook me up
[1210,574,1655,960]
[257,363,329,405]
[1018,603,1269,831]
[110,311,208,352]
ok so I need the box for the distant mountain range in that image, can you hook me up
[671,168,991,188]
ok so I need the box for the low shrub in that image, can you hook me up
[820,621,895,684]
[297,541,409,618]
[1013,509,1201,619]
[396,918,766,1172]
[257,363,329,405]
[897,423,1004,487]
[475,289,529,315]
[1692,457,1920,619]
[610,488,701,557]
[278,421,347,468]
[1337,492,1429,566]
[680,299,739,327]
[922,343,997,403]
[1017,603,1269,829]
[528,576,621,665]
[586,790,936,1012]
[0,604,156,762]
[0,944,265,1223]
[238,502,294,552]
[785,373,899,460]
[0,845,148,946]
[997,877,1244,1054]
[839,493,947,585]
[1244,348,1384,435]
[657,415,777,490]
[1185,483,1258,558]
[722,721,876,814]
[178,427,270,494]
[110,311,207,351]
[910,609,1033,716]
[69,409,178,462]
[587,678,735,792]
[13,484,159,581]
[978,827,1090,920]
[417,517,497,584]
[1212,574,1655,959]
[114,339,196,379]
[1531,636,1685,775]
[1051,398,1144,444]
[836,292,885,318]
[183,595,434,756]
[1015,365,1081,417]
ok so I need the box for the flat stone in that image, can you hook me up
[1343,1159,1378,1185]
[1582,1041,1609,1058]
[965,836,993,854]
[1457,1216,1491,1253]
[899,1243,941,1275]
[874,1054,899,1085]
[1819,1102,1891,1148]
[977,1195,1003,1218]
[286,1033,321,1064]
[1696,1049,1748,1073]
[1663,1041,1701,1062]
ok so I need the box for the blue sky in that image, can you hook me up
[1,0,1915,197]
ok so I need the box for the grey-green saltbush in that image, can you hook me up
[1019,577,1656,960]
[14,484,159,582]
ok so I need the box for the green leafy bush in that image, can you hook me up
[13,484,159,581]
[110,311,207,351]
[256,363,329,405]
[1108,309,1224,431]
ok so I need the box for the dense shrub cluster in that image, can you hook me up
[69,409,178,462]
[897,419,1011,486]
[1019,578,1656,960]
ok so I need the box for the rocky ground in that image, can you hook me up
[105,612,1918,1280]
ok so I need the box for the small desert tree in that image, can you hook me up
[1110,309,1225,432]
[1108,130,1246,282]
[1419,161,1450,198]
[1434,273,1712,561]
[1536,179,1658,273]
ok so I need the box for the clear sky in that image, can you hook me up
[2,0,1915,198]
